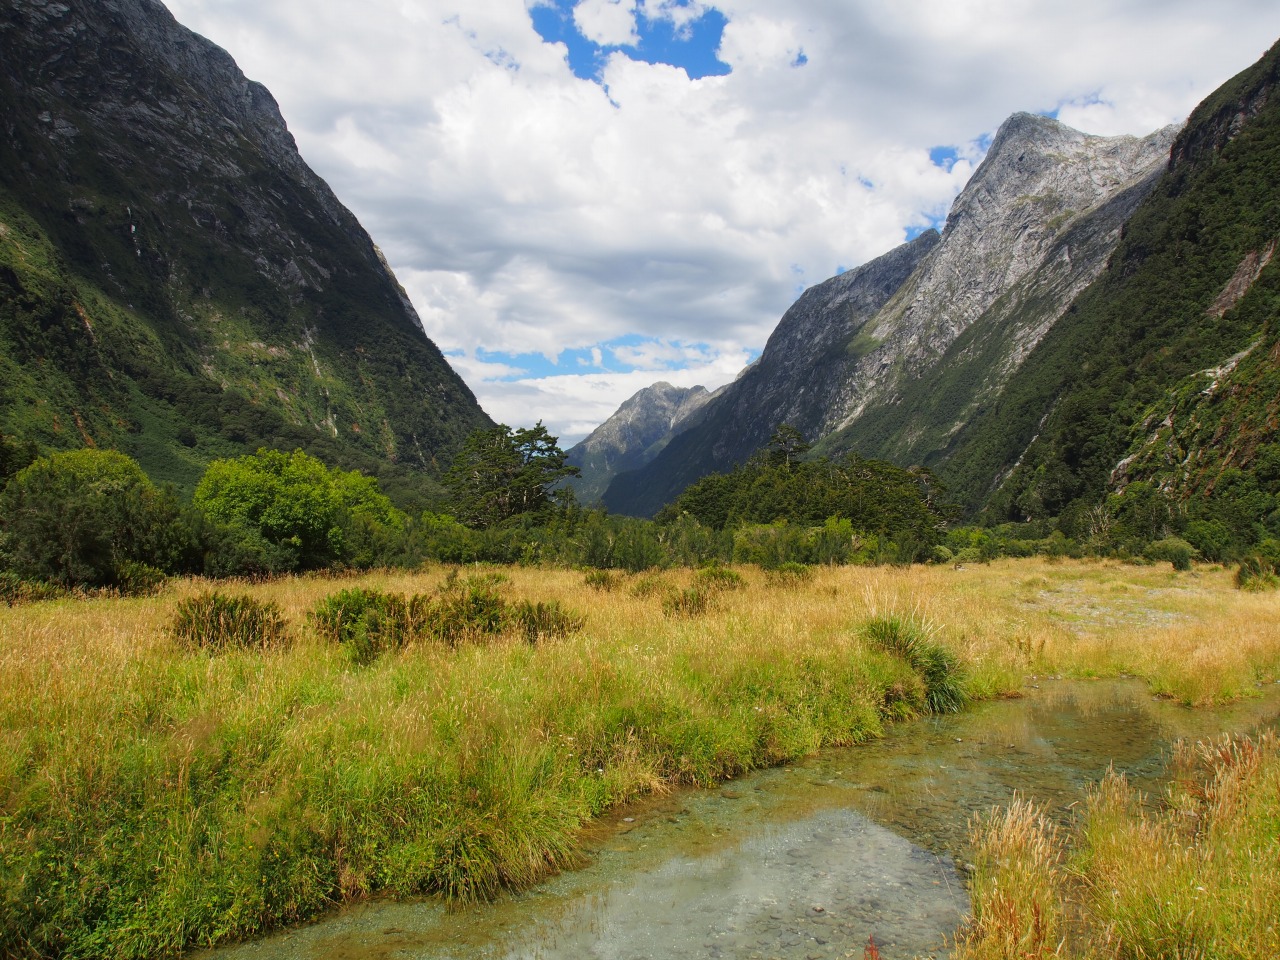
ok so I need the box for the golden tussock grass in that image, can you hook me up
[1,558,1278,957]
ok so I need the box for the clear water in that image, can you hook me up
[198,680,1280,960]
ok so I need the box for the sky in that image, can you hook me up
[162,0,1280,447]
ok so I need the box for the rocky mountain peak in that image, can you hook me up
[599,113,1181,516]
[567,381,720,505]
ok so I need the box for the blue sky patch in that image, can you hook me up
[530,1,731,82]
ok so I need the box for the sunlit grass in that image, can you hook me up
[1,559,1278,957]
[955,733,1280,960]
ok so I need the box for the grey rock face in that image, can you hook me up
[567,382,720,505]
[601,113,1180,516]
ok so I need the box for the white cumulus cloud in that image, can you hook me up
[162,0,1280,445]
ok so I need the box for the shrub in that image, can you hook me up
[662,586,714,618]
[113,561,168,597]
[629,573,671,599]
[170,591,288,650]
[861,613,967,714]
[430,578,510,645]
[1144,536,1197,571]
[0,449,185,588]
[510,599,585,643]
[0,571,64,606]
[584,569,621,592]
[691,566,746,593]
[311,587,422,663]
[194,449,404,574]
[764,562,813,587]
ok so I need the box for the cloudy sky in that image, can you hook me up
[163,0,1280,446]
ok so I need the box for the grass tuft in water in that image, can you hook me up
[861,613,968,714]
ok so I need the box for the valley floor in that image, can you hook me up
[2,559,1278,958]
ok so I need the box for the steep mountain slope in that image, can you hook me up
[604,113,1176,516]
[0,0,490,498]
[950,38,1280,529]
[566,381,721,505]
[604,231,939,517]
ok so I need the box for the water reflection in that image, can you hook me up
[199,681,1280,960]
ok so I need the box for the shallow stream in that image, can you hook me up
[202,680,1280,960]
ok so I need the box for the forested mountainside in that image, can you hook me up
[601,112,1177,516]
[0,0,490,504]
[945,37,1280,548]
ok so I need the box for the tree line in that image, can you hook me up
[0,424,957,592]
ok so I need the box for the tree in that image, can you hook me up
[193,449,403,573]
[445,422,579,528]
[0,449,183,586]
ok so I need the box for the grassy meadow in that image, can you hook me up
[2,559,1279,958]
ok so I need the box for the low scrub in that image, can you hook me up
[691,565,746,593]
[0,571,64,606]
[170,590,289,650]
[510,599,585,643]
[311,586,425,663]
[764,562,814,587]
[662,586,715,618]
[583,569,622,592]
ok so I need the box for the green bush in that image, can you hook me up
[662,587,714,618]
[0,571,64,606]
[311,587,423,663]
[194,449,404,574]
[691,566,746,593]
[764,562,813,587]
[1144,537,1197,571]
[861,614,967,714]
[170,591,289,650]
[629,572,671,598]
[584,569,621,592]
[0,449,185,588]
[430,578,510,645]
[113,561,168,597]
[510,600,585,643]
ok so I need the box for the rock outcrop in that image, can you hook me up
[601,113,1179,516]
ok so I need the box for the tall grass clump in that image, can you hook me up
[959,732,1280,959]
[954,798,1066,960]
[860,613,968,713]
[510,599,585,643]
[628,572,670,598]
[583,569,622,592]
[662,586,714,618]
[170,590,288,650]
[1077,733,1280,959]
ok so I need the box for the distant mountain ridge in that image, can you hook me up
[566,381,721,505]
[0,0,490,499]
[600,112,1178,516]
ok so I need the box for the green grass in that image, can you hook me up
[2,559,1279,958]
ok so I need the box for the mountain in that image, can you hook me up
[948,38,1280,537]
[603,113,1178,516]
[0,0,490,502]
[566,381,722,505]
